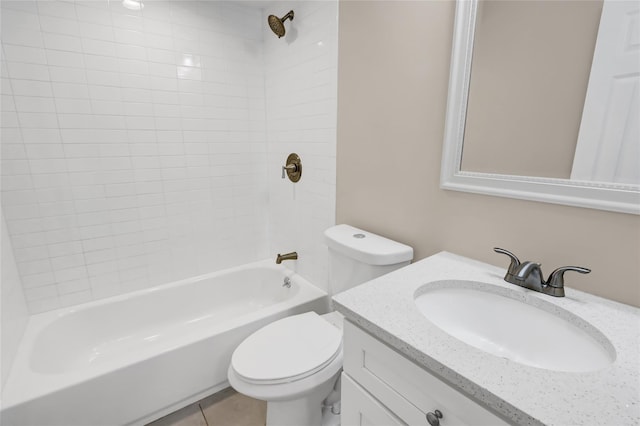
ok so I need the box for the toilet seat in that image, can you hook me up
[231,312,342,385]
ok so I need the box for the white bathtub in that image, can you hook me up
[1,260,329,426]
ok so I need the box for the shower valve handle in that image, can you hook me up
[282,164,298,179]
[281,153,302,182]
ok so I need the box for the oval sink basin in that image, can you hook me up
[414,284,614,372]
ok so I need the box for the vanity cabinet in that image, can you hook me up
[341,321,509,426]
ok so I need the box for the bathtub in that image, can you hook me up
[1,260,329,426]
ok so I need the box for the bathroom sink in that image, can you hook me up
[414,284,614,372]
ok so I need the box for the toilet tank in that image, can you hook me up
[324,224,413,295]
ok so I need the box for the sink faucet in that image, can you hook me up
[276,251,298,264]
[494,248,590,297]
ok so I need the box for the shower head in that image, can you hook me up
[268,10,294,38]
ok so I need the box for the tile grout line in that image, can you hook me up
[198,402,209,426]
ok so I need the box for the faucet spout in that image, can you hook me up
[276,251,298,264]
[514,261,544,291]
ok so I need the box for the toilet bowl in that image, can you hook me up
[228,225,413,426]
[228,312,343,426]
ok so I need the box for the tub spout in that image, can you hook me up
[276,252,298,264]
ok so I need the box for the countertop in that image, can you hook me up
[332,252,640,426]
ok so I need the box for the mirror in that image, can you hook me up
[441,0,640,214]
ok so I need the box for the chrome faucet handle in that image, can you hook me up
[493,247,521,280]
[547,266,591,289]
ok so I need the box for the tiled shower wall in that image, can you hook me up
[0,1,270,313]
[1,208,29,389]
[1,1,338,314]
[265,1,338,293]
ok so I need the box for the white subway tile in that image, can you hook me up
[89,85,122,101]
[114,28,145,46]
[1,111,20,127]
[57,113,94,129]
[54,266,88,283]
[24,285,57,302]
[2,27,44,47]
[110,208,139,223]
[116,43,146,60]
[14,245,48,263]
[79,21,115,42]
[51,254,86,271]
[118,57,149,75]
[41,213,76,231]
[46,49,85,68]
[98,143,129,157]
[30,174,68,190]
[40,15,80,37]
[14,96,55,113]
[82,236,114,252]
[58,290,91,308]
[2,175,32,191]
[40,200,75,217]
[51,82,89,99]
[18,112,59,128]
[150,76,178,92]
[55,98,92,114]
[43,33,83,52]
[125,115,155,130]
[84,248,116,264]
[17,258,51,275]
[25,143,65,159]
[10,79,52,98]
[75,4,112,26]
[81,38,118,57]
[146,47,174,64]
[49,65,87,84]
[119,73,149,89]
[10,230,46,249]
[57,279,90,296]
[1,8,41,31]
[83,53,120,72]
[84,70,118,88]
[6,61,49,81]
[36,1,77,19]
[21,271,56,288]
[123,102,153,116]
[6,217,42,235]
[112,13,142,31]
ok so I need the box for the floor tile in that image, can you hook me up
[200,390,267,426]
[146,402,207,426]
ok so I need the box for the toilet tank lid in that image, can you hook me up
[324,224,413,266]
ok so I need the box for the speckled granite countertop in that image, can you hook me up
[332,252,640,426]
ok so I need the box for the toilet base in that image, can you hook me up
[263,369,340,426]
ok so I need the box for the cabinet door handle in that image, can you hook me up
[426,409,443,426]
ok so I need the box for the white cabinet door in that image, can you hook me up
[342,322,509,426]
[341,373,406,426]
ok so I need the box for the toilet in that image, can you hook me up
[228,224,413,426]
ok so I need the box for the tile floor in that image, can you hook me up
[147,388,266,426]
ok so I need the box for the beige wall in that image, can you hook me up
[463,0,602,178]
[336,1,640,307]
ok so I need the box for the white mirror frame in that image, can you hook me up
[440,0,640,215]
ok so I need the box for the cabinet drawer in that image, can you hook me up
[343,321,508,426]
[341,373,406,426]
